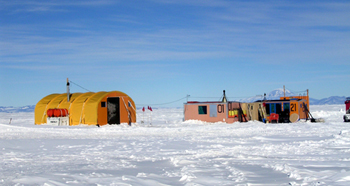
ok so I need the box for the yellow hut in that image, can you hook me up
[35,91,136,126]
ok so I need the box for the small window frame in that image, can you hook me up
[198,105,207,115]
[101,102,106,108]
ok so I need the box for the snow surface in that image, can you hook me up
[1,105,350,186]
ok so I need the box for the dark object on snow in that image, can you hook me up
[303,102,325,122]
[303,103,316,122]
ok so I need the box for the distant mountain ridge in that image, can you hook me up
[236,88,346,105]
[267,88,295,98]
[0,89,347,112]
[265,89,346,105]
[0,105,35,113]
[236,88,306,103]
[309,96,347,105]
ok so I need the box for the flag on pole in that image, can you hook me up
[148,106,152,111]
[142,107,145,112]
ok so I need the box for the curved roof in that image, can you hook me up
[35,91,135,125]
[46,94,67,109]
[58,93,83,109]
[35,94,60,124]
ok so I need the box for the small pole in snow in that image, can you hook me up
[141,107,145,124]
[148,106,153,125]
[9,118,12,124]
[150,111,152,126]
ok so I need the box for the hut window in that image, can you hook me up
[276,103,282,113]
[266,104,270,114]
[283,103,289,111]
[209,105,217,117]
[101,102,106,108]
[198,106,207,115]
[271,104,275,113]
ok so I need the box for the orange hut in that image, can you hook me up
[184,91,248,123]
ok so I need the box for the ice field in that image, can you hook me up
[0,104,349,185]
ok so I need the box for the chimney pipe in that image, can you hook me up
[222,90,227,103]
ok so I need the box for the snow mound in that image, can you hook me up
[0,105,349,185]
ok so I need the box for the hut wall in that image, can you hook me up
[184,102,247,123]
[248,102,263,121]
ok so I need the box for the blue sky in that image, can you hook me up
[1,0,349,107]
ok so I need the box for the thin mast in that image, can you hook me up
[67,78,70,102]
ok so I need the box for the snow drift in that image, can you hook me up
[0,105,349,185]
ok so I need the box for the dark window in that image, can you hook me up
[266,104,270,114]
[283,103,289,111]
[101,102,106,107]
[198,106,207,115]
[271,104,275,113]
[276,103,282,113]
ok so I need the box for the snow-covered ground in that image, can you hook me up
[0,105,349,186]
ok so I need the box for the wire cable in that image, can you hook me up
[137,96,189,106]
[69,81,92,92]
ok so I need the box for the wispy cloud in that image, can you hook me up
[1,0,116,12]
[1,0,350,80]
[1,0,350,107]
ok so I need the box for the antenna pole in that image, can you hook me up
[283,85,285,97]
[67,78,70,102]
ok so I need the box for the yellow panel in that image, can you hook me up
[58,93,83,109]
[46,94,67,109]
[70,92,94,125]
[34,94,60,124]
[84,91,109,125]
